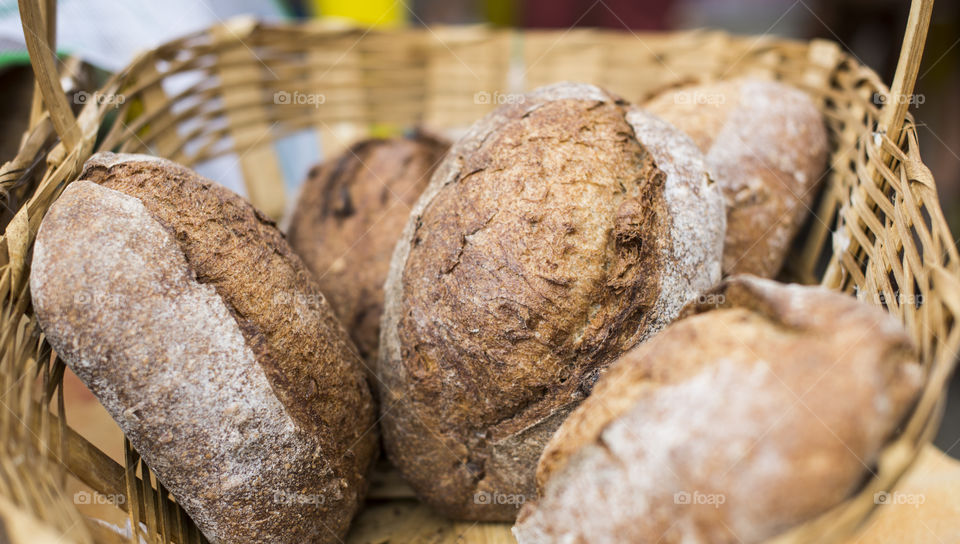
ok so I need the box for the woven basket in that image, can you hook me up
[2,0,957,542]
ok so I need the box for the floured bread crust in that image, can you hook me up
[287,134,449,367]
[646,78,829,277]
[515,275,923,544]
[378,82,724,521]
[32,153,378,543]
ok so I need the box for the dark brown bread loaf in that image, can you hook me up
[30,153,378,544]
[287,134,449,367]
[378,82,725,521]
[646,78,829,278]
[514,275,923,544]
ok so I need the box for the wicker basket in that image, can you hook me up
[2,0,957,542]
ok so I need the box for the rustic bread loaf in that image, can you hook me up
[30,153,378,544]
[646,78,829,278]
[378,82,725,521]
[287,133,449,367]
[514,275,923,544]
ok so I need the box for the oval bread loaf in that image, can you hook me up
[646,78,829,278]
[514,275,923,544]
[30,153,378,544]
[287,133,449,366]
[378,82,725,520]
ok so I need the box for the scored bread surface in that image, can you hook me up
[378,82,724,520]
[32,153,378,543]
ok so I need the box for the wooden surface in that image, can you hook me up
[348,462,515,543]
[843,445,960,543]
[0,495,80,544]
[347,501,514,544]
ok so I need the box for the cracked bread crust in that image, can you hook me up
[378,83,724,521]
[32,154,378,543]
[516,275,923,544]
[287,133,450,368]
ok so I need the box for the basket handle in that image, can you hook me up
[18,0,81,150]
[878,0,934,147]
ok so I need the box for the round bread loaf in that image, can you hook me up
[514,275,923,544]
[287,133,449,367]
[378,82,725,520]
[645,78,829,278]
[30,153,378,544]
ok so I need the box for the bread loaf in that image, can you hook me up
[30,153,378,544]
[378,82,725,520]
[514,275,923,544]
[646,78,829,277]
[287,133,449,367]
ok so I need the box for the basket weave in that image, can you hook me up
[2,0,957,542]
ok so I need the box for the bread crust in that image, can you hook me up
[646,79,829,277]
[287,134,449,367]
[378,82,724,520]
[515,275,923,544]
[32,153,378,543]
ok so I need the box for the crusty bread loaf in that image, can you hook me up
[30,153,378,544]
[514,275,923,544]
[646,78,829,278]
[378,82,725,521]
[287,133,449,367]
